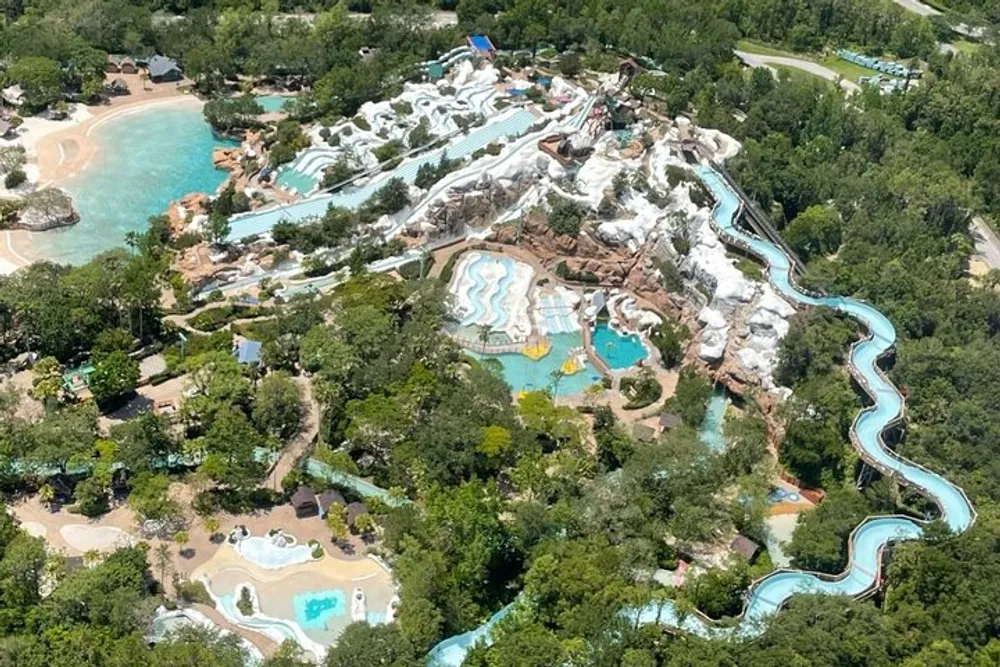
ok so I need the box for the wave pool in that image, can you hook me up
[36,102,235,265]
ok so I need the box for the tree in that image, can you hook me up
[30,356,63,405]
[353,512,377,538]
[206,212,232,247]
[324,623,420,667]
[110,411,180,473]
[8,56,63,110]
[88,349,140,406]
[252,373,305,442]
[154,541,172,586]
[784,205,842,263]
[649,320,688,368]
[199,407,268,491]
[203,96,264,133]
[664,366,712,426]
[174,530,190,555]
[128,472,181,525]
[477,323,493,353]
[327,504,349,542]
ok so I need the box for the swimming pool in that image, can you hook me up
[592,322,647,369]
[293,589,347,630]
[34,102,235,265]
[256,95,292,113]
[472,332,602,396]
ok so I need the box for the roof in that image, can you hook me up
[730,535,760,560]
[658,412,683,429]
[632,423,656,442]
[318,489,346,511]
[0,120,11,135]
[110,78,129,89]
[147,55,181,78]
[291,486,317,509]
[236,339,262,364]
[467,35,495,53]
[346,501,369,524]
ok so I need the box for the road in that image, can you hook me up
[892,0,941,16]
[734,51,861,93]
[971,216,1000,269]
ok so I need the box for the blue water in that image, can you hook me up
[37,103,235,265]
[292,589,347,630]
[473,332,601,397]
[275,167,317,195]
[698,385,728,452]
[426,163,977,664]
[226,108,538,241]
[256,95,292,113]
[592,322,647,369]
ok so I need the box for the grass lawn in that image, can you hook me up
[773,65,834,89]
[816,53,873,83]
[736,39,796,58]
[949,39,982,56]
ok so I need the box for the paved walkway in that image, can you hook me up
[264,375,317,490]
[892,0,940,16]
[735,50,860,93]
[971,216,1000,269]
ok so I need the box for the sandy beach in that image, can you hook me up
[0,74,199,273]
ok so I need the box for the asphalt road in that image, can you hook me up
[971,217,1000,269]
[734,51,861,93]
[892,0,941,17]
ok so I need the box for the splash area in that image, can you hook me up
[447,251,600,396]
[256,95,292,113]
[33,102,235,265]
[194,531,395,657]
[592,321,647,370]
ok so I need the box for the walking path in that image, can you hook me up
[264,376,317,490]
[735,51,860,93]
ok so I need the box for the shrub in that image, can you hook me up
[236,586,254,616]
[650,320,689,369]
[373,140,404,163]
[177,580,213,605]
[352,115,370,131]
[620,371,663,410]
[439,247,469,284]
[4,168,26,189]
[547,195,587,237]
[318,127,331,140]
[485,142,502,156]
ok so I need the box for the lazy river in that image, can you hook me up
[425,163,977,662]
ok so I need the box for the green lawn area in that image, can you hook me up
[773,65,834,89]
[949,40,982,56]
[736,39,794,58]
[816,53,872,82]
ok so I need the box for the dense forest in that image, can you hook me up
[1,0,1000,665]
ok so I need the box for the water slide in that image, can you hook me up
[424,162,977,663]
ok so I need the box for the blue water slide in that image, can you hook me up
[425,162,977,663]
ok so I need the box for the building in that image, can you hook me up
[0,120,12,139]
[107,55,138,74]
[235,339,262,365]
[730,535,761,563]
[290,486,319,518]
[2,85,24,108]
[658,412,683,434]
[318,489,346,517]
[147,55,182,83]
[467,35,496,61]
[345,501,370,531]
[108,78,130,96]
[632,423,656,442]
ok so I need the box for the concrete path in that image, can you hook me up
[735,50,860,93]
[971,216,1000,269]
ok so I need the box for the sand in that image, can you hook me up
[60,524,137,552]
[0,74,196,273]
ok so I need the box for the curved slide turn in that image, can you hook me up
[426,163,976,663]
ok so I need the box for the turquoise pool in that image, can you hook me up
[35,102,235,265]
[256,95,292,113]
[592,322,647,369]
[275,167,317,195]
[472,332,602,397]
[698,385,728,452]
[292,589,347,630]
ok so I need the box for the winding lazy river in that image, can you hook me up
[425,162,977,663]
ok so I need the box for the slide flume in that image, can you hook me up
[426,163,976,664]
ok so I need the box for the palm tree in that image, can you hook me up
[548,368,565,396]
[477,324,493,353]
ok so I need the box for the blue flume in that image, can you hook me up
[425,162,976,663]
